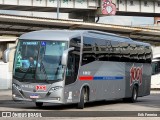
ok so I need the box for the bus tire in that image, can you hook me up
[129,86,138,103]
[77,88,85,109]
[123,86,138,103]
[35,102,43,107]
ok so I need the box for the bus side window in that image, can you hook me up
[82,37,95,65]
[94,38,108,61]
[120,42,130,62]
[109,41,121,62]
[65,37,81,85]
[145,46,152,63]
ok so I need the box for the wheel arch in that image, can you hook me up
[79,83,90,102]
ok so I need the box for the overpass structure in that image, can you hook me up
[0,14,160,43]
[0,0,160,21]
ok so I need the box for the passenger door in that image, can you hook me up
[65,37,81,85]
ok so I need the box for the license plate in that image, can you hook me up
[30,94,39,99]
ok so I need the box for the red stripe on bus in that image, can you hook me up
[79,76,93,81]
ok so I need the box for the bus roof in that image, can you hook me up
[19,30,82,41]
[19,29,127,41]
[19,30,150,46]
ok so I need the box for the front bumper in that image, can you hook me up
[12,89,64,104]
[13,95,63,103]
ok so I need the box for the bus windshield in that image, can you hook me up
[13,40,68,82]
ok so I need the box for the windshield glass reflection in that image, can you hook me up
[13,40,68,82]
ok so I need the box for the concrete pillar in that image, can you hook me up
[7,42,16,89]
[7,42,17,73]
[0,42,7,60]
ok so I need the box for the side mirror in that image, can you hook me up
[61,47,75,66]
[3,46,16,63]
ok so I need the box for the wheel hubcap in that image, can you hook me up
[84,92,87,103]
[134,89,137,100]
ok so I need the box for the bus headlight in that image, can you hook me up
[48,86,63,93]
[13,83,22,91]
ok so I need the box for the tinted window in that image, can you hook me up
[82,37,96,65]
[120,42,130,62]
[130,44,137,62]
[95,38,108,61]
[138,45,145,63]
[145,46,152,63]
[82,36,151,64]
[109,41,121,61]
[65,37,81,85]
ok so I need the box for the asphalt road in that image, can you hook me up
[0,90,160,119]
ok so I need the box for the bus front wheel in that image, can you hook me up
[77,88,88,109]
[35,102,43,107]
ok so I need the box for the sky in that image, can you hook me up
[0,10,154,26]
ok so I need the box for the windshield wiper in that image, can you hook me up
[39,60,49,83]
[21,65,35,81]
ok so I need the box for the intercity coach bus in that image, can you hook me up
[3,30,152,109]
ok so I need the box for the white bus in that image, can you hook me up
[3,30,152,109]
[151,54,160,89]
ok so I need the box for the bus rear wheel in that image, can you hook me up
[123,86,138,103]
[77,88,88,109]
[35,102,43,107]
[130,86,138,103]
